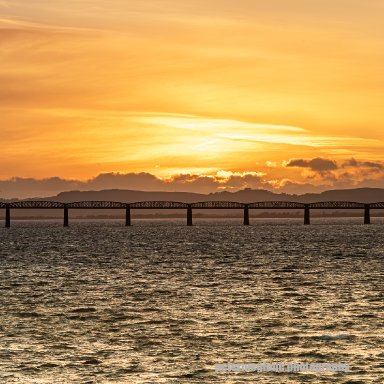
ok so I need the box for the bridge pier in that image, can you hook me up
[64,205,69,227]
[304,205,310,225]
[244,206,250,225]
[5,204,10,228]
[187,206,193,226]
[364,204,371,225]
[126,207,131,226]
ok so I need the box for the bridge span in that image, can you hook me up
[1,200,383,227]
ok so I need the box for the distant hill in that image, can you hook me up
[47,187,384,203]
[214,187,384,203]
[298,188,384,203]
[2,187,384,204]
[2,188,384,219]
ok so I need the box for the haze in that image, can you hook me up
[1,0,384,197]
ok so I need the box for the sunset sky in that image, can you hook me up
[1,0,384,197]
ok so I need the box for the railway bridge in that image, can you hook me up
[1,200,383,227]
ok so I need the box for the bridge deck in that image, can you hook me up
[1,200,383,209]
[2,200,382,227]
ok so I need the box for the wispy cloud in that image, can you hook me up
[216,133,380,148]
[1,0,384,182]
[133,115,306,133]
[131,114,380,149]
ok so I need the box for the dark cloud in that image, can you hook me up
[287,157,337,172]
[343,158,384,170]
[286,157,338,171]
[88,172,164,190]
[0,177,82,199]
[0,173,166,199]
[222,174,264,189]
[273,180,329,194]
[0,172,266,198]
[167,174,218,191]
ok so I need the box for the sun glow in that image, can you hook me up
[1,0,384,191]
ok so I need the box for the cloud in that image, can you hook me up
[88,172,164,190]
[166,171,266,192]
[0,171,269,198]
[0,177,82,199]
[343,158,384,170]
[268,179,330,194]
[285,157,338,172]
[3,165,384,199]
[221,173,265,190]
[166,174,219,192]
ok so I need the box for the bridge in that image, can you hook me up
[1,200,383,227]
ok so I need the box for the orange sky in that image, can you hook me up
[1,0,384,194]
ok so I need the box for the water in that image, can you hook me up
[0,219,383,383]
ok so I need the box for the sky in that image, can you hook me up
[1,0,384,197]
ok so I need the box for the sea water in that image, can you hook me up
[0,219,383,383]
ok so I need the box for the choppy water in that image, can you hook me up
[0,219,383,383]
